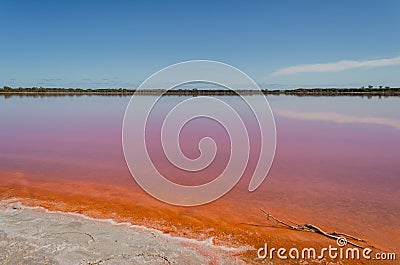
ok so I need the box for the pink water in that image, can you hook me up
[0,95,399,260]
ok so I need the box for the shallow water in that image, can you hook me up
[0,94,399,257]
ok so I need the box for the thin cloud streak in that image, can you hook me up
[271,56,400,76]
[275,109,400,131]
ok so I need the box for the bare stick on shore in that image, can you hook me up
[260,208,370,249]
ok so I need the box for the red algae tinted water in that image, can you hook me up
[0,95,399,252]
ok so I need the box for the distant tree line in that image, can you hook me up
[1,86,134,93]
[1,86,399,97]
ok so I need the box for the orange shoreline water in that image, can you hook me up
[1,171,398,264]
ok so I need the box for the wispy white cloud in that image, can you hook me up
[271,56,400,76]
[275,109,400,131]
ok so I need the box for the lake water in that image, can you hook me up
[0,94,399,255]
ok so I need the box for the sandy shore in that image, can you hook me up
[0,199,247,265]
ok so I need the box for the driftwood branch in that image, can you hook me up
[330,231,365,242]
[260,208,369,249]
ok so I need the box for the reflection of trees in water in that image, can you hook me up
[1,87,400,99]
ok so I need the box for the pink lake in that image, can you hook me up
[0,94,399,262]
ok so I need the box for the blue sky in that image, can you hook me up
[1,0,399,89]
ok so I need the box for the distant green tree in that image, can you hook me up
[368,85,373,89]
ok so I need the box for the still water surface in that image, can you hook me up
[0,95,399,252]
